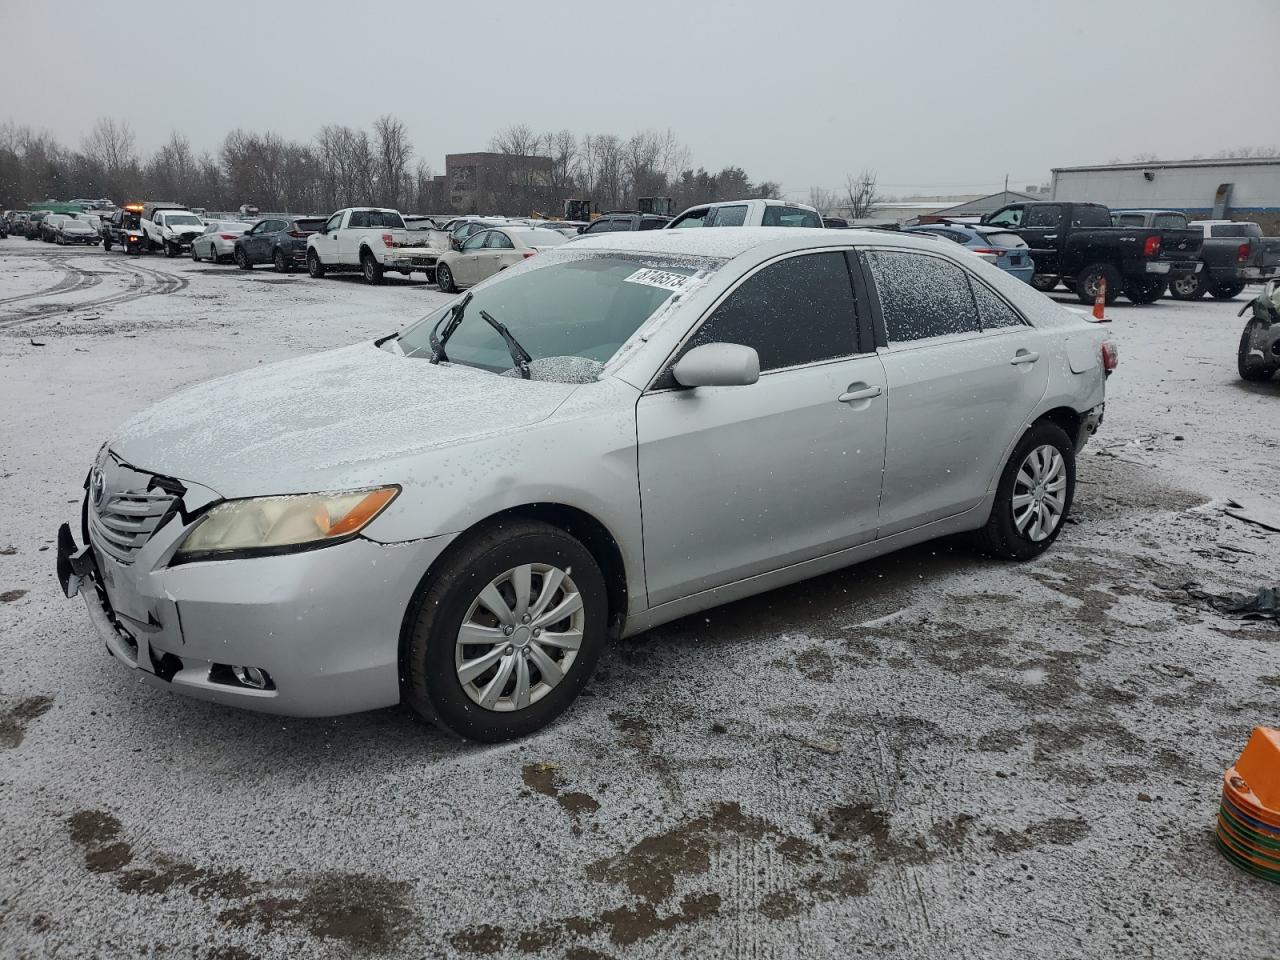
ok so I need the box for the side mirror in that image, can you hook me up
[672,343,760,389]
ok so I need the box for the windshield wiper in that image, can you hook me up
[430,291,472,364]
[480,309,532,380]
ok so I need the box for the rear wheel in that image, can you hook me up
[273,248,290,273]
[235,246,251,270]
[1124,277,1167,304]
[972,421,1075,561]
[1075,263,1122,305]
[1030,274,1059,292]
[361,250,383,285]
[1238,319,1277,381]
[1169,272,1206,300]
[436,262,456,293]
[307,250,326,278]
[403,518,608,742]
[1211,281,1246,301]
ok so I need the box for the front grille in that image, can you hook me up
[89,486,177,564]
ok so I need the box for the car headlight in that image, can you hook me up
[173,486,398,561]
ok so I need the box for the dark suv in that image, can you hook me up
[234,216,327,272]
[577,211,670,236]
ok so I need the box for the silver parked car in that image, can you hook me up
[58,229,1114,741]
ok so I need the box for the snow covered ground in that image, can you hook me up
[0,242,1276,959]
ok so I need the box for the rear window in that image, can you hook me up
[761,205,823,228]
[981,231,1027,248]
[1152,213,1188,229]
[294,218,325,232]
[351,210,405,229]
[1209,223,1261,238]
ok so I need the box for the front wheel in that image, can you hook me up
[103,237,112,251]
[190,244,200,261]
[1075,264,1122,305]
[972,421,1075,561]
[436,262,456,293]
[164,241,178,258]
[1211,281,1246,301]
[403,518,608,742]
[1124,277,1167,304]
[1169,272,1206,300]
[235,247,252,270]
[1238,319,1277,381]
[307,250,326,278]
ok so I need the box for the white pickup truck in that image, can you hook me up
[666,198,824,229]
[305,207,450,284]
[140,203,208,256]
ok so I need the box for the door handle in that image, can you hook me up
[1010,350,1040,365]
[1043,234,1057,240]
[838,384,883,403]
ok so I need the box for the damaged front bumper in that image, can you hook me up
[57,455,458,717]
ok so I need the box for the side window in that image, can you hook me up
[324,213,343,232]
[709,205,748,227]
[866,251,980,343]
[640,217,666,231]
[1024,205,1062,228]
[349,211,368,228]
[671,208,709,228]
[970,280,1026,330]
[986,207,1023,228]
[487,231,514,249]
[682,252,858,373]
[462,231,489,251]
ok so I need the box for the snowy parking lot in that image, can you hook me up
[1,243,1277,958]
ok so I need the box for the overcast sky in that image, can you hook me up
[5,0,1278,199]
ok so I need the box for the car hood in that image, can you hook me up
[111,343,581,498]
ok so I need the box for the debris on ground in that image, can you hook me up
[1182,583,1280,621]
[1224,497,1280,534]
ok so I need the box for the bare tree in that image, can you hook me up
[844,170,881,219]
[1213,145,1280,159]
[808,186,838,215]
[81,118,138,190]
[373,114,413,208]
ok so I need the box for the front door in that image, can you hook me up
[314,213,342,265]
[1018,204,1063,274]
[864,248,1049,536]
[637,250,887,607]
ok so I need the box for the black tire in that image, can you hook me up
[190,243,200,261]
[403,518,608,742]
[164,240,177,258]
[972,421,1076,561]
[1074,263,1122,306]
[273,248,290,273]
[1124,277,1167,304]
[1211,281,1246,301]
[235,246,252,270]
[1030,274,1059,292]
[103,237,112,252]
[307,250,326,278]
[1169,272,1206,300]
[361,250,383,285]
[1238,319,1277,381]
[436,262,456,293]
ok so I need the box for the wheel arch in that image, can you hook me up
[1035,405,1082,442]
[396,501,631,679]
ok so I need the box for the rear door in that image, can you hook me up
[865,248,1049,536]
[636,250,887,606]
[454,230,491,285]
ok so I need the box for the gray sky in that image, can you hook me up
[5,0,1278,198]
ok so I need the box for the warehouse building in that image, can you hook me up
[1050,157,1280,232]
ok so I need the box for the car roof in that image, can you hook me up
[566,226,938,260]
[684,198,818,211]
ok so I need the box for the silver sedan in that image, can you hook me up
[191,221,251,264]
[58,229,1114,741]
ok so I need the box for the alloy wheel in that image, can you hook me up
[1013,444,1067,542]
[454,563,584,712]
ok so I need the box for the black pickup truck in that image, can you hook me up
[981,201,1203,305]
[100,206,146,255]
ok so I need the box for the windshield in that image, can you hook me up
[397,253,719,379]
[164,213,203,226]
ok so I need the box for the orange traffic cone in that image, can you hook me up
[1092,278,1109,322]
[1216,726,1280,883]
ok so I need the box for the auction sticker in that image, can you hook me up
[624,268,694,293]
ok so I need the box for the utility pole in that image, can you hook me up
[1003,173,1009,203]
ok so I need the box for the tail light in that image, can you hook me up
[1100,340,1119,375]
[219,234,236,240]
[971,247,1002,255]
[381,233,394,248]
[1237,242,1250,264]
[1142,235,1161,257]
[522,250,537,259]
[289,230,312,238]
